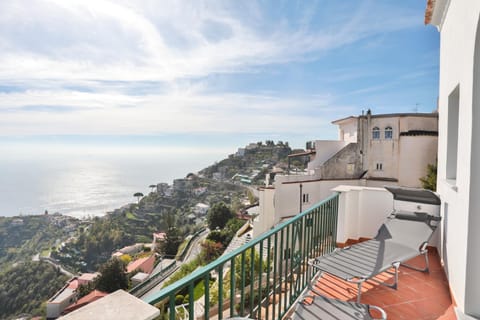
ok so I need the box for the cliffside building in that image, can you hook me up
[255,111,438,237]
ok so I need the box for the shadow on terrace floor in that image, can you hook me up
[309,249,456,320]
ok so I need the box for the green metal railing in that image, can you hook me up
[143,193,339,320]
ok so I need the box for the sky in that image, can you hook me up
[0,0,439,153]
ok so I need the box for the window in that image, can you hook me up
[372,127,380,139]
[302,193,309,203]
[385,126,393,139]
[376,163,383,171]
[446,86,459,181]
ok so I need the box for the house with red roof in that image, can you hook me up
[61,290,108,316]
[126,255,155,274]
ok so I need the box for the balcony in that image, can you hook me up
[142,187,454,320]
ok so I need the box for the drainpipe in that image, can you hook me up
[299,183,303,213]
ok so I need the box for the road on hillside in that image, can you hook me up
[139,229,210,299]
[183,229,209,263]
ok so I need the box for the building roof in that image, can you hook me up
[67,279,79,290]
[78,273,98,282]
[424,0,436,24]
[424,0,449,27]
[332,112,438,125]
[331,116,357,125]
[131,272,149,282]
[50,287,75,303]
[153,232,166,241]
[62,290,108,315]
[127,255,155,274]
[287,150,315,157]
[58,290,160,320]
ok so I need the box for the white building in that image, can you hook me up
[47,282,77,319]
[194,203,209,216]
[255,112,438,237]
[426,0,480,317]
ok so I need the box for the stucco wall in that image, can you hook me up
[338,119,358,143]
[434,0,480,315]
[272,179,361,223]
[398,136,438,187]
[366,116,438,186]
[334,185,440,248]
[398,116,438,132]
[307,140,348,173]
[254,187,275,237]
[318,143,363,179]
[334,186,393,244]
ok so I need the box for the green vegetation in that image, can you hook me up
[162,210,244,306]
[207,202,234,230]
[420,162,437,191]
[95,258,129,293]
[234,248,266,288]
[134,192,144,203]
[0,215,78,267]
[207,218,245,248]
[0,261,69,319]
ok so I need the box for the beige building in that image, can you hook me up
[254,111,438,237]
[334,111,439,187]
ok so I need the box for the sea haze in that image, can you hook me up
[0,143,228,218]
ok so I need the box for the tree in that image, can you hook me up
[420,162,437,191]
[207,202,234,230]
[77,282,95,298]
[200,239,223,264]
[95,259,129,293]
[133,192,144,203]
[149,184,156,193]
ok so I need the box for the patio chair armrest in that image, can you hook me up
[369,305,387,320]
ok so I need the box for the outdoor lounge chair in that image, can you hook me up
[309,186,441,303]
[291,294,387,320]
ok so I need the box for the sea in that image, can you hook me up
[0,144,228,219]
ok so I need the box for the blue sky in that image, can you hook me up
[0,0,439,152]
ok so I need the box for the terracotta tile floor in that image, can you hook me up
[310,249,456,320]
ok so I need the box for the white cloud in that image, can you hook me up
[0,0,418,82]
[0,1,420,137]
[0,88,348,136]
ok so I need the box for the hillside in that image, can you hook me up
[199,140,305,184]
[0,214,80,267]
[0,140,302,319]
[0,261,69,319]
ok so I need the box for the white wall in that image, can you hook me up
[307,140,348,173]
[273,179,361,224]
[433,0,480,316]
[338,119,358,143]
[334,185,441,248]
[333,186,393,244]
[254,187,275,237]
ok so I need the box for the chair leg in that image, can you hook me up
[356,281,363,303]
[401,250,430,273]
[370,262,400,290]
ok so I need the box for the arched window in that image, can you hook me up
[385,126,393,139]
[372,127,380,140]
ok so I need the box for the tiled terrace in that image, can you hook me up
[310,249,456,320]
